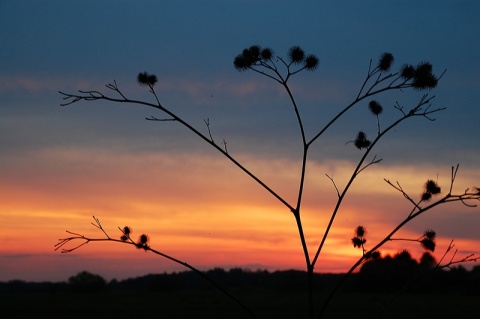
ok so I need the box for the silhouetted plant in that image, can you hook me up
[56,216,257,318]
[58,46,480,318]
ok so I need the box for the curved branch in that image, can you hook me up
[55,216,257,319]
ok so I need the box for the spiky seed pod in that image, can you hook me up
[233,54,252,71]
[421,192,432,201]
[357,131,366,139]
[352,237,365,248]
[354,131,371,149]
[425,180,441,195]
[120,235,128,241]
[421,238,436,252]
[355,226,366,237]
[413,61,438,90]
[424,229,436,240]
[260,48,273,60]
[139,234,149,245]
[137,72,150,85]
[147,74,158,86]
[234,45,263,71]
[289,46,305,64]
[248,45,261,59]
[304,54,319,71]
[368,100,383,115]
[123,226,132,235]
[400,64,416,79]
[378,52,394,71]
[137,72,157,86]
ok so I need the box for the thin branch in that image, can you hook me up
[59,89,295,212]
[204,118,214,143]
[56,217,257,319]
[325,174,340,198]
[317,167,480,318]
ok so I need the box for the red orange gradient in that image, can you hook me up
[1,148,479,282]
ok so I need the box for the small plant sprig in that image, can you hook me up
[55,216,257,319]
[390,229,437,252]
[319,166,480,318]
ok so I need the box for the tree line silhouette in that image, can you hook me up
[2,252,479,295]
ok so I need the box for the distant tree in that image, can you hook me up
[419,251,437,270]
[68,271,106,293]
[57,45,480,318]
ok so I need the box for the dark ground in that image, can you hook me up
[1,289,478,319]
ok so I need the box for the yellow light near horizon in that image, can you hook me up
[1,147,479,280]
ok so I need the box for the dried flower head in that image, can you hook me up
[248,45,261,59]
[139,234,149,245]
[233,45,261,71]
[400,64,416,79]
[423,229,436,240]
[368,100,383,115]
[137,72,149,85]
[378,52,394,71]
[352,236,366,248]
[233,54,252,71]
[261,48,273,60]
[137,72,158,86]
[420,238,436,252]
[355,226,366,237]
[288,46,305,64]
[354,131,371,149]
[120,235,128,241]
[304,54,319,71]
[123,226,132,235]
[412,61,438,90]
[425,180,441,195]
[421,192,432,201]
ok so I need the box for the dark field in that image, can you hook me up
[2,289,478,319]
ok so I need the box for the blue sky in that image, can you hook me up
[1,1,479,281]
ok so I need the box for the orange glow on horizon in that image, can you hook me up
[1,148,479,281]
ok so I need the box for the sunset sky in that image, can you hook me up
[1,1,479,282]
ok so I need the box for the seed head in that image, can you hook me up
[139,234,149,245]
[355,225,366,237]
[420,238,436,252]
[123,226,132,235]
[424,229,436,240]
[288,46,305,64]
[137,72,158,86]
[421,192,432,202]
[425,180,441,195]
[304,54,319,71]
[233,45,263,71]
[354,131,371,150]
[368,100,383,116]
[412,61,438,90]
[260,48,273,60]
[352,237,366,248]
[378,52,394,71]
[400,64,416,79]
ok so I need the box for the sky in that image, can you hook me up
[1,1,479,282]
